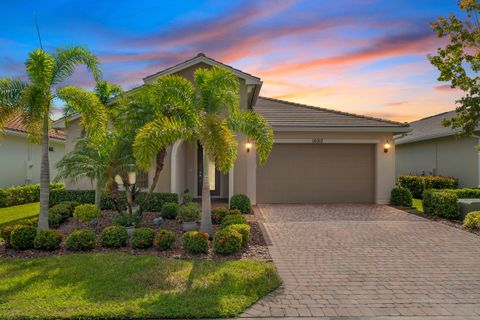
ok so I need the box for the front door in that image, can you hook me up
[197,143,221,196]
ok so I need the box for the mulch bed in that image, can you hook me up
[395,206,480,237]
[0,211,271,261]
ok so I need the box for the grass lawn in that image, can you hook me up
[0,253,281,319]
[412,198,423,212]
[0,202,39,226]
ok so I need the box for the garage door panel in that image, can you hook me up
[257,144,375,203]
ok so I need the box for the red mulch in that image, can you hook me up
[0,211,271,261]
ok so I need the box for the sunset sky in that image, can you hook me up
[0,0,464,122]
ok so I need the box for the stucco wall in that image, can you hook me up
[396,136,479,187]
[0,131,65,188]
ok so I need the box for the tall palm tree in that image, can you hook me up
[133,67,273,235]
[0,47,107,230]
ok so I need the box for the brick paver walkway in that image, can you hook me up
[241,204,480,318]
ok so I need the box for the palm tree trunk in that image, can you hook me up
[38,114,50,231]
[140,148,166,210]
[94,180,102,210]
[200,148,213,236]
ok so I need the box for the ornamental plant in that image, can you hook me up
[390,187,413,207]
[34,230,63,251]
[213,228,242,255]
[211,207,229,224]
[131,228,155,249]
[230,194,251,214]
[156,229,175,250]
[225,223,251,246]
[183,231,209,254]
[464,211,480,229]
[178,203,200,222]
[101,226,128,248]
[73,204,101,223]
[66,229,96,251]
[10,225,37,250]
[221,214,247,229]
[160,202,179,219]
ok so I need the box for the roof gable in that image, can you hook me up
[254,96,409,131]
[4,113,65,140]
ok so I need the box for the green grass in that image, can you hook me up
[0,253,281,319]
[0,202,39,226]
[412,198,423,212]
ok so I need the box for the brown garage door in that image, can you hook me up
[257,143,375,203]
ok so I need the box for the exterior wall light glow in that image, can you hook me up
[246,141,252,153]
[383,141,391,153]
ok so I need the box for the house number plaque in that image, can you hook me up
[311,138,323,144]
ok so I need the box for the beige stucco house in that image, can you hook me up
[396,111,480,188]
[0,113,65,188]
[59,54,410,204]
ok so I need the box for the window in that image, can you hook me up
[136,171,149,189]
[48,146,54,152]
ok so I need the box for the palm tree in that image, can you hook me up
[133,67,273,235]
[0,47,107,230]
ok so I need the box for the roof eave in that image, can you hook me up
[272,126,411,133]
[4,129,66,142]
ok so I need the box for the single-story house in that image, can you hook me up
[395,111,480,187]
[58,53,410,204]
[0,113,65,188]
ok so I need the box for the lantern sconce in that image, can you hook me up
[383,141,391,153]
[246,140,252,153]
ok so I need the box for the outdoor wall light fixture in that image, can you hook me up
[246,141,252,153]
[383,141,391,153]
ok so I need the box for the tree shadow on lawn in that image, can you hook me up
[0,253,281,318]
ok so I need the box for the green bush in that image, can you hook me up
[73,204,101,223]
[183,190,193,204]
[183,231,209,254]
[213,229,242,255]
[51,204,73,219]
[34,230,63,251]
[1,225,15,248]
[112,213,141,227]
[211,207,229,224]
[131,228,155,249]
[221,214,247,228]
[101,226,128,248]
[225,224,251,246]
[48,204,71,228]
[156,229,175,250]
[160,202,179,219]
[398,175,458,198]
[423,189,460,220]
[66,229,96,251]
[178,203,200,222]
[447,188,480,198]
[464,211,480,229]
[10,225,37,250]
[390,187,413,207]
[58,201,80,215]
[229,194,251,214]
[0,183,64,207]
[49,189,178,212]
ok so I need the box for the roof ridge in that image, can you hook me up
[411,110,455,123]
[258,96,408,127]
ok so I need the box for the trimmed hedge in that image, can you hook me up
[183,231,209,254]
[221,214,247,228]
[49,190,178,212]
[423,189,460,220]
[225,224,251,247]
[10,225,37,250]
[34,230,63,251]
[131,228,155,249]
[230,194,252,214]
[66,229,96,251]
[390,187,413,207]
[73,204,101,223]
[101,226,128,248]
[398,175,458,198]
[464,211,480,229]
[213,229,242,255]
[0,183,64,207]
[156,229,175,250]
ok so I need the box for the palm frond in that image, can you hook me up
[0,78,29,130]
[133,117,192,170]
[228,110,274,164]
[52,46,102,85]
[94,80,122,105]
[56,86,108,143]
[25,49,54,90]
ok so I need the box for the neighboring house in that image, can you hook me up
[0,113,65,188]
[56,53,410,204]
[395,111,479,187]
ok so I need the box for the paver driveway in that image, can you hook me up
[241,204,480,319]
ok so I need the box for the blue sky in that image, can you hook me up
[0,0,463,121]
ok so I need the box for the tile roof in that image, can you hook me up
[254,96,410,130]
[4,113,65,140]
[395,110,463,145]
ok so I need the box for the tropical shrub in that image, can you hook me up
[34,230,63,251]
[398,175,458,198]
[178,203,200,222]
[447,188,480,198]
[10,225,37,250]
[101,226,128,248]
[183,231,209,254]
[183,189,193,204]
[73,204,101,223]
[221,214,247,228]
[0,225,14,248]
[131,228,155,249]
[225,223,251,246]
[423,189,460,220]
[66,229,96,251]
[0,183,64,207]
[112,213,141,227]
[211,207,229,224]
[213,229,242,255]
[390,187,413,207]
[48,204,71,228]
[58,201,80,215]
[49,189,178,212]
[229,194,251,214]
[160,202,179,219]
[464,211,480,229]
[156,229,175,250]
